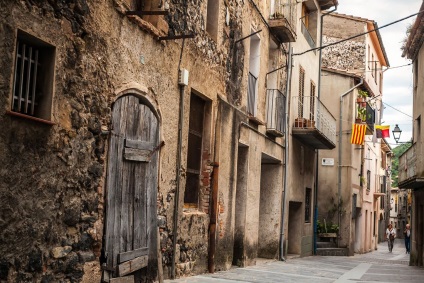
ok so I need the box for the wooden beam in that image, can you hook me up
[123,148,150,162]
[158,34,196,41]
[126,10,169,16]
[118,247,149,264]
[125,139,154,150]
[118,255,148,277]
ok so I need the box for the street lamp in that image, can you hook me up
[392,124,402,143]
[392,124,412,144]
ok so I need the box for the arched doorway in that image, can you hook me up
[103,94,160,281]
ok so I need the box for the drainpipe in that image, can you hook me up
[314,3,337,255]
[338,78,363,247]
[171,38,188,278]
[280,44,293,261]
[171,83,185,279]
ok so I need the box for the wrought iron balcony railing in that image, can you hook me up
[266,89,286,136]
[270,0,296,27]
[291,95,336,149]
[269,0,296,42]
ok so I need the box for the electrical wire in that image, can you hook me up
[382,102,413,118]
[294,9,424,56]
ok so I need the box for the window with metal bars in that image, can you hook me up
[305,187,311,223]
[11,30,55,122]
[366,170,371,191]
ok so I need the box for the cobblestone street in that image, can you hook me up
[166,240,423,283]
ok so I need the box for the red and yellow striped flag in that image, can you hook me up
[351,123,366,145]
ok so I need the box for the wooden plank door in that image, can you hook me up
[104,95,159,279]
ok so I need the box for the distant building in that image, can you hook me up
[319,12,389,255]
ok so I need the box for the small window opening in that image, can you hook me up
[206,0,219,41]
[11,30,55,122]
[305,188,311,223]
[184,94,206,208]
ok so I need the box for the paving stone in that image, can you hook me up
[165,241,422,283]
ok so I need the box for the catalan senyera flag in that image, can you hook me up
[351,123,367,145]
[375,125,390,138]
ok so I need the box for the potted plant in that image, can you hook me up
[305,119,315,128]
[360,175,366,186]
[357,89,368,105]
[294,117,306,127]
[357,107,367,122]
[317,219,339,241]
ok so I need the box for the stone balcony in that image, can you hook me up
[268,0,296,43]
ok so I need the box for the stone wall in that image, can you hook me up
[0,0,249,281]
[322,14,367,72]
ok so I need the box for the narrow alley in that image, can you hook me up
[165,241,422,283]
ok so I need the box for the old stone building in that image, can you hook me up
[318,13,390,255]
[0,0,339,282]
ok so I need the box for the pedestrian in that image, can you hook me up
[386,223,396,252]
[404,223,411,254]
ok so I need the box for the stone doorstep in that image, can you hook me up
[317,241,338,249]
[316,248,349,256]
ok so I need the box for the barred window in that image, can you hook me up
[11,30,55,123]
[305,188,311,223]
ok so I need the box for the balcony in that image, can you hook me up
[318,0,339,10]
[398,144,424,189]
[269,0,296,43]
[291,96,336,149]
[266,89,286,137]
[301,21,315,50]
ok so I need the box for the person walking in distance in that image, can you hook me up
[386,224,396,252]
[404,224,411,254]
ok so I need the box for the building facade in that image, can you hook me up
[318,13,389,255]
[398,0,424,267]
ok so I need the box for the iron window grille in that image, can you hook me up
[11,30,55,121]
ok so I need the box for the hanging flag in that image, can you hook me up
[375,125,390,138]
[351,123,366,145]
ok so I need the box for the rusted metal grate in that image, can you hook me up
[12,41,40,116]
